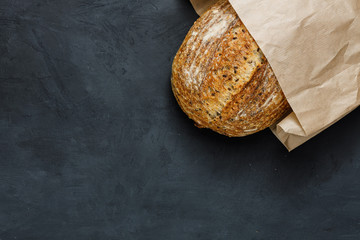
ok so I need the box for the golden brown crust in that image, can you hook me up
[171,0,291,136]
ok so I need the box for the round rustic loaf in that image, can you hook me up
[171,0,291,137]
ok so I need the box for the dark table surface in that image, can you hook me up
[1,0,360,239]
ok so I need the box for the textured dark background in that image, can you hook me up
[1,0,360,239]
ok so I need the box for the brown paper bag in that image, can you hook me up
[189,0,360,151]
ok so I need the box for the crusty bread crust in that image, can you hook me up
[171,0,291,136]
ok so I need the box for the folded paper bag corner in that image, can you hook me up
[270,113,315,151]
[189,0,360,150]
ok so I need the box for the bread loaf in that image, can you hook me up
[171,0,291,137]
